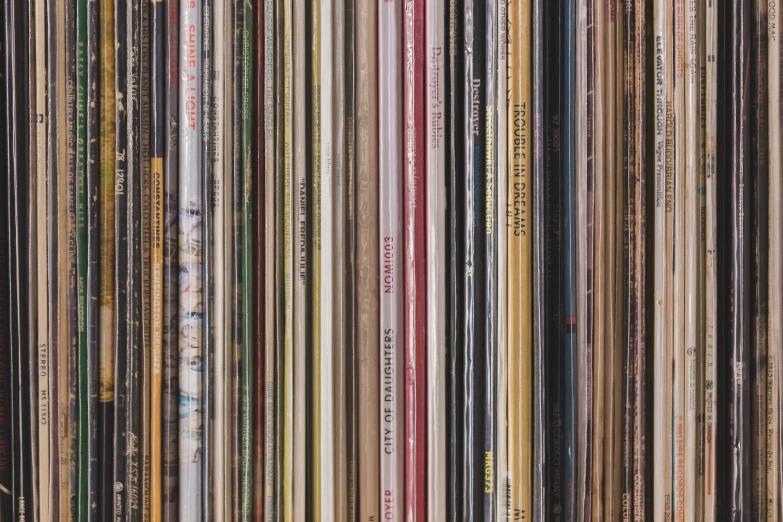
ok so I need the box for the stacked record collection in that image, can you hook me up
[1,0,783,520]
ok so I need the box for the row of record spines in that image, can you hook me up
[4,0,783,522]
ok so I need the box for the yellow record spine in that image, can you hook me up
[508,0,532,517]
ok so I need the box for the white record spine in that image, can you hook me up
[426,0,446,518]
[379,0,404,519]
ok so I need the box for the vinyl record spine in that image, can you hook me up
[652,0,669,518]
[378,0,404,517]
[319,0,334,513]
[730,1,752,519]
[0,5,13,517]
[602,0,622,518]
[332,0,347,514]
[464,0,485,513]
[767,0,782,518]
[446,0,464,515]
[178,0,205,512]
[356,0,380,516]
[98,0,117,510]
[426,0,446,517]
[703,0,718,518]
[495,0,509,517]
[199,0,213,509]
[76,0,99,509]
[632,1,647,517]
[544,0,564,518]
[482,0,498,515]
[126,0,144,511]
[239,0,254,515]
[162,0,181,513]
[0,31,11,515]
[402,0,427,518]
[140,0,153,507]
[280,0,294,510]
[261,0,274,512]
[150,0,166,514]
[750,1,769,520]
[112,0,130,507]
[211,0,229,513]
[64,0,80,511]
[685,0,705,517]
[590,0,607,517]
[292,0,309,512]
[531,0,546,516]
[620,0,636,514]
[345,0,359,511]
[561,0,577,516]
[33,0,51,506]
[6,0,36,514]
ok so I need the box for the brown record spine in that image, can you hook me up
[356,0,380,515]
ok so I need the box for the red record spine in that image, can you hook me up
[403,0,427,518]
